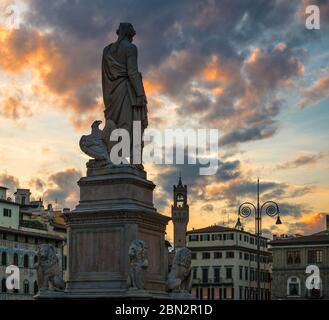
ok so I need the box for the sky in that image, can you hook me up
[0,0,328,242]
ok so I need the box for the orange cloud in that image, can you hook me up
[0,27,102,129]
[202,54,236,83]
[300,74,329,108]
[1,96,32,120]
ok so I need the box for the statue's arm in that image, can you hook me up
[126,44,146,100]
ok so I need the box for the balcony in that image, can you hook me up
[192,277,234,285]
[0,239,37,251]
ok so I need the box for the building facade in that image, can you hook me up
[0,187,20,229]
[187,225,272,300]
[270,215,329,300]
[0,187,67,300]
[171,175,189,248]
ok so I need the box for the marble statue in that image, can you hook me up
[35,244,65,292]
[167,247,192,293]
[79,22,147,169]
[127,240,148,290]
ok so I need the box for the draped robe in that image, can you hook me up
[102,38,148,138]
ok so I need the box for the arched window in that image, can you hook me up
[176,194,184,207]
[33,281,38,295]
[1,252,7,266]
[13,253,19,266]
[23,280,29,295]
[23,254,29,268]
[1,278,6,293]
[287,276,301,297]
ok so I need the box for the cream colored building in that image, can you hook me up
[0,187,67,300]
[187,225,272,300]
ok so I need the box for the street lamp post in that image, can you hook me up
[235,178,282,300]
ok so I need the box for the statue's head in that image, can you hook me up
[116,22,136,43]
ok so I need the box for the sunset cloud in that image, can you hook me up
[277,152,329,170]
[300,74,329,109]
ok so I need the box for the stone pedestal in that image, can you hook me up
[62,165,170,298]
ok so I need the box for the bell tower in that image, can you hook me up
[171,173,189,248]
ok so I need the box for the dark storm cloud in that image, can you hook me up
[18,0,309,144]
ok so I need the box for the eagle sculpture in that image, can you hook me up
[79,120,110,162]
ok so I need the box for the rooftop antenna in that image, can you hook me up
[222,209,227,226]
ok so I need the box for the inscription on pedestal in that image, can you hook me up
[72,229,122,273]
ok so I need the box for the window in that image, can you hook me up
[3,208,12,217]
[308,250,323,264]
[214,252,222,259]
[191,252,197,260]
[250,254,254,261]
[13,253,18,266]
[250,269,255,281]
[226,287,233,299]
[250,237,255,245]
[23,254,29,268]
[245,267,249,281]
[212,234,222,241]
[244,287,249,300]
[34,255,38,264]
[239,234,242,241]
[244,253,249,260]
[202,252,210,259]
[287,251,301,264]
[2,233,7,240]
[226,233,234,240]
[287,277,301,296]
[62,255,67,270]
[226,267,232,279]
[202,268,209,283]
[239,286,243,300]
[200,234,210,241]
[192,268,198,279]
[214,267,220,283]
[23,280,29,295]
[34,281,38,295]
[244,235,249,242]
[21,196,26,205]
[1,278,6,293]
[226,251,234,259]
[1,252,7,266]
[189,235,199,242]
[239,252,242,259]
[239,266,243,280]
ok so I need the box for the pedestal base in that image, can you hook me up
[52,165,171,299]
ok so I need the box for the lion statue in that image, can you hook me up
[167,247,192,293]
[35,244,65,292]
[127,240,148,290]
